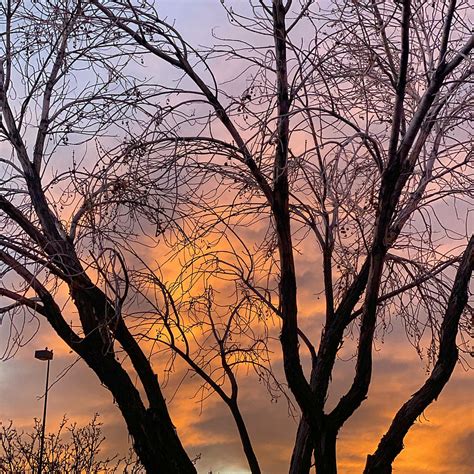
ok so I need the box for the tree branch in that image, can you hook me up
[364,235,473,473]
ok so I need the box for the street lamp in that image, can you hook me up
[34,348,53,474]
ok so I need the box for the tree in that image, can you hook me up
[0,1,195,472]
[0,415,141,473]
[0,0,472,473]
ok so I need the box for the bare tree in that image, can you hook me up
[1,0,472,473]
[87,0,473,472]
[0,414,141,473]
[0,1,196,472]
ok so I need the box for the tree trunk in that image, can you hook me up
[314,429,337,474]
[67,286,197,474]
[228,402,261,474]
[365,455,392,474]
[363,236,473,474]
[289,417,313,474]
[79,346,197,474]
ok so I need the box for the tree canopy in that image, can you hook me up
[0,1,472,472]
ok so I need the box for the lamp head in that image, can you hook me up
[35,349,53,361]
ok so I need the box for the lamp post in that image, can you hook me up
[35,348,53,474]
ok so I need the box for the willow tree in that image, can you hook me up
[1,0,472,473]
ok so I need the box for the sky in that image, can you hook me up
[1,1,473,473]
[1,227,472,472]
[1,288,472,473]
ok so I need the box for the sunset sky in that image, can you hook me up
[2,231,472,472]
[1,1,473,473]
[1,284,472,473]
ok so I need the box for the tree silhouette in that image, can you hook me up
[0,0,472,472]
[0,415,141,473]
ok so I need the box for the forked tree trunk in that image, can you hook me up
[289,422,339,474]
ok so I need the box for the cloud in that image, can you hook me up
[2,312,472,474]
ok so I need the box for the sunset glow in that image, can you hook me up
[1,1,472,473]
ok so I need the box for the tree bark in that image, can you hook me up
[289,417,313,474]
[314,428,337,474]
